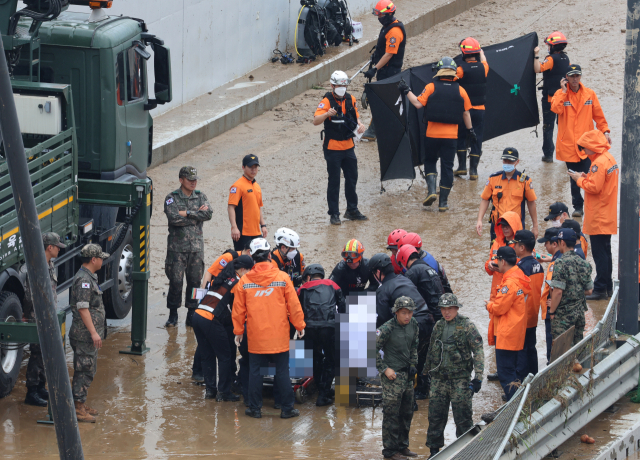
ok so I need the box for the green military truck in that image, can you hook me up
[0,0,171,396]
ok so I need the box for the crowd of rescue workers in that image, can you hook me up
[20,1,623,459]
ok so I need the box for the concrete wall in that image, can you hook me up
[28,0,373,116]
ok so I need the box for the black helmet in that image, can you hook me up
[302,264,325,280]
[369,253,392,271]
[435,56,457,71]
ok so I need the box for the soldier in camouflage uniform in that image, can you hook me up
[424,293,484,458]
[69,244,110,423]
[164,166,213,327]
[548,228,593,346]
[22,232,66,407]
[376,296,420,459]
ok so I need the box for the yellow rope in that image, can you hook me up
[294,5,306,58]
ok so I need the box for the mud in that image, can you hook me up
[1,0,633,457]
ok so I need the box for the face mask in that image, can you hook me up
[378,15,394,26]
[551,219,562,228]
[334,87,347,97]
[286,249,298,260]
[502,164,515,173]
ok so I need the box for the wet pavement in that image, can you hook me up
[1,0,635,457]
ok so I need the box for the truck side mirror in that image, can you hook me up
[152,44,172,104]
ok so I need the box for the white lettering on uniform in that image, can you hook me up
[254,288,274,297]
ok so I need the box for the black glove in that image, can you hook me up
[471,378,482,394]
[467,128,477,145]
[364,67,377,80]
[397,78,411,96]
[410,366,418,382]
[292,275,303,288]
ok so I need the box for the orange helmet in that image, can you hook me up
[373,0,396,16]
[342,239,365,263]
[459,37,481,55]
[544,31,567,46]
[396,244,418,268]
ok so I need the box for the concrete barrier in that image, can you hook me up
[151,0,488,169]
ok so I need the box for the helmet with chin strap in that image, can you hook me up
[330,70,350,86]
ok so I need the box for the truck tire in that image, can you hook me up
[103,225,134,319]
[0,292,24,398]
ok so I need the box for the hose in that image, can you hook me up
[110,194,144,253]
[294,5,306,58]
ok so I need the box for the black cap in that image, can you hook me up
[561,219,582,235]
[557,228,577,243]
[544,202,569,221]
[537,227,559,243]
[501,147,519,161]
[513,229,536,246]
[566,64,582,76]
[496,246,517,264]
[242,154,260,167]
[234,255,255,269]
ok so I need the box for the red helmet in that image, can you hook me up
[400,232,422,250]
[373,0,396,16]
[396,244,417,268]
[544,31,567,46]
[459,37,481,55]
[386,229,407,250]
[342,239,365,263]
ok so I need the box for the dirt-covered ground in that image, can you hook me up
[3,0,632,458]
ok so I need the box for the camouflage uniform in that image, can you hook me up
[548,250,593,346]
[164,167,212,311]
[376,297,419,458]
[69,244,109,403]
[424,294,484,450]
[23,232,65,391]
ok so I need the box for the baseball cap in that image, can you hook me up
[566,64,582,76]
[392,296,416,313]
[557,228,577,243]
[43,232,67,249]
[501,147,519,161]
[80,243,110,259]
[537,227,559,243]
[561,219,582,235]
[179,166,199,180]
[438,293,462,308]
[496,246,517,263]
[242,155,260,167]
[544,202,569,221]
[234,255,255,270]
[513,230,536,246]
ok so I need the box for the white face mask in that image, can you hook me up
[551,219,562,228]
[334,87,347,97]
[286,249,298,260]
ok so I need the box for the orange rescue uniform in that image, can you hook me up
[314,94,361,150]
[539,56,567,102]
[383,21,404,55]
[481,170,537,226]
[456,61,489,110]
[228,176,263,237]
[416,81,472,138]
[207,252,235,278]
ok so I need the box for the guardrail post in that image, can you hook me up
[618,0,640,335]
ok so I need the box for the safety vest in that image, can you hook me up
[423,79,465,125]
[542,52,570,97]
[372,20,406,71]
[272,249,303,278]
[197,276,239,326]
[458,61,487,107]
[322,92,357,145]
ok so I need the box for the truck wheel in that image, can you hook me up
[0,292,24,398]
[103,225,134,319]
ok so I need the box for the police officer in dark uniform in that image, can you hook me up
[534,32,570,163]
[362,0,406,141]
[329,239,378,296]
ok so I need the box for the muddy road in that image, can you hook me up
[2,0,629,458]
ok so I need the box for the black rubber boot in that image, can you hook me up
[586,291,607,300]
[191,372,204,383]
[245,408,262,418]
[216,392,241,402]
[438,187,451,212]
[362,121,376,140]
[315,393,333,407]
[185,308,195,327]
[453,150,467,176]
[428,448,440,459]
[165,308,178,327]
[37,382,49,401]
[281,409,300,418]
[25,388,47,407]
[423,174,437,206]
[205,388,218,399]
[469,154,480,180]
[541,155,554,163]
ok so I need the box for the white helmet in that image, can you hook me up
[249,238,271,255]
[274,227,300,248]
[330,70,349,86]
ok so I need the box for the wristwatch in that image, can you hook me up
[261,224,267,228]
[186,210,192,217]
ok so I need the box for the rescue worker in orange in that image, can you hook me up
[568,130,618,300]
[476,147,538,242]
[538,227,559,363]
[513,230,544,380]
[400,57,475,212]
[228,155,267,251]
[232,238,306,419]
[271,228,306,288]
[313,71,367,225]
[362,0,406,141]
[551,64,611,217]
[534,31,571,163]
[454,37,489,180]
[484,246,530,401]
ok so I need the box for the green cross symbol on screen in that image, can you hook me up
[511,84,520,95]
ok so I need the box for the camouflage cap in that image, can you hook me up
[392,296,416,313]
[438,293,461,308]
[179,166,199,180]
[42,232,66,249]
[80,243,109,259]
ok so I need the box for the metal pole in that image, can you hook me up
[0,51,84,458]
[617,0,640,335]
